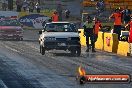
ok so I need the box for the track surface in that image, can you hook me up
[0,30,132,88]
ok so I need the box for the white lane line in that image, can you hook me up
[0,80,8,88]
[4,45,20,53]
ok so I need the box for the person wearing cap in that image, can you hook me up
[83,16,96,52]
[125,17,132,43]
[109,8,122,40]
[52,11,59,22]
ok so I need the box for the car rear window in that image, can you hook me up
[45,23,77,32]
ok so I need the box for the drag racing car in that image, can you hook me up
[39,22,81,56]
[0,17,23,40]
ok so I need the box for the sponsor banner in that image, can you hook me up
[19,14,50,29]
[0,11,50,29]
[84,74,131,83]
[0,11,18,18]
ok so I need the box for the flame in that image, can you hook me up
[78,66,86,76]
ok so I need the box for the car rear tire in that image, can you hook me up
[20,37,23,41]
[79,76,86,84]
[16,37,23,41]
[40,46,42,53]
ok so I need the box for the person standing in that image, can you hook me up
[22,0,28,12]
[29,1,34,12]
[122,6,131,24]
[52,11,59,22]
[2,0,8,11]
[65,9,70,19]
[83,16,96,52]
[56,3,63,21]
[16,0,22,12]
[35,2,41,13]
[109,8,122,40]
[125,17,132,43]
[8,0,13,10]
[96,0,105,16]
[93,17,102,42]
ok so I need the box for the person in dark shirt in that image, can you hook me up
[122,6,131,24]
[83,16,96,52]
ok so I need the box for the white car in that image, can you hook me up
[39,22,81,56]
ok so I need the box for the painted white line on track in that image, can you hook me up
[4,45,20,53]
[0,80,8,88]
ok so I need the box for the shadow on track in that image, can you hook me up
[52,52,78,57]
[22,39,38,42]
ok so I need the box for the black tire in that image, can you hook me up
[71,47,81,57]
[76,47,81,56]
[20,37,23,41]
[16,37,23,41]
[16,38,19,41]
[41,46,45,55]
[71,50,76,56]
[79,76,86,84]
[40,46,42,53]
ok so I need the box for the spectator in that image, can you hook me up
[35,2,41,13]
[52,11,59,22]
[109,8,122,40]
[65,9,70,19]
[2,0,8,11]
[29,1,34,12]
[96,0,105,16]
[56,3,63,21]
[125,17,132,43]
[122,6,131,24]
[22,0,29,12]
[16,0,22,12]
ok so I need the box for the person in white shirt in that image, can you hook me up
[35,2,41,13]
